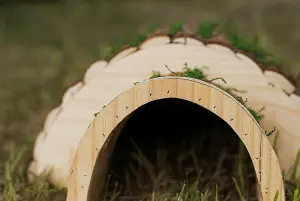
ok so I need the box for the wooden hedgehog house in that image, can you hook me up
[28,23,300,201]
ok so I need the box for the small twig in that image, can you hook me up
[207,77,227,84]
[257,106,265,114]
[265,126,276,137]
[182,25,188,45]
[229,88,247,93]
[165,65,180,76]
[184,62,188,69]
[236,96,247,105]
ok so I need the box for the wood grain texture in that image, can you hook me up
[172,36,205,46]
[139,35,171,49]
[109,47,138,65]
[207,43,235,55]
[44,107,61,132]
[29,36,298,188]
[264,70,296,94]
[66,77,285,201]
[83,60,108,83]
[290,94,300,106]
[33,131,46,161]
[62,82,83,106]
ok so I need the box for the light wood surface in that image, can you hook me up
[66,77,285,201]
[207,43,235,55]
[32,131,46,164]
[173,36,205,46]
[290,94,300,107]
[109,47,138,65]
[62,82,83,106]
[29,35,297,196]
[44,107,60,132]
[264,70,296,94]
[139,35,171,49]
[83,60,108,83]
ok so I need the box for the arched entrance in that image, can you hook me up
[67,77,285,201]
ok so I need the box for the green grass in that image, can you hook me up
[102,100,259,201]
[147,67,300,200]
[1,1,300,200]
[1,145,67,201]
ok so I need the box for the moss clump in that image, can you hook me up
[150,71,161,79]
[101,21,290,78]
[196,21,219,39]
[167,23,184,38]
[195,21,288,73]
[130,25,159,47]
[225,26,284,71]
[149,66,264,123]
[101,25,159,60]
[102,40,127,61]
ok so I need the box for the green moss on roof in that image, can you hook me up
[167,23,184,37]
[149,66,264,123]
[196,21,219,39]
[100,21,288,76]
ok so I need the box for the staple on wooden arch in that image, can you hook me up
[29,39,299,188]
[66,77,285,201]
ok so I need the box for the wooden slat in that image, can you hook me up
[173,37,205,46]
[109,47,137,65]
[264,70,295,94]
[66,77,285,201]
[290,94,300,106]
[139,35,171,49]
[62,82,83,106]
[83,60,108,83]
[30,37,295,198]
[44,107,60,132]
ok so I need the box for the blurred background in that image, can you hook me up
[0,0,300,200]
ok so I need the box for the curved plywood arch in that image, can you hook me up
[29,38,300,187]
[67,77,285,201]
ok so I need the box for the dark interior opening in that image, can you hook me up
[100,98,258,201]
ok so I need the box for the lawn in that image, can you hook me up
[1,0,300,200]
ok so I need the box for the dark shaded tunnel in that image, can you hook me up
[92,98,258,201]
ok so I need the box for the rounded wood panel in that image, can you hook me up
[66,77,285,201]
